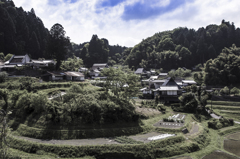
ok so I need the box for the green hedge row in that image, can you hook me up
[8,135,185,159]
[207,101,240,106]
[219,126,240,136]
[220,110,240,114]
[206,105,240,111]
[15,124,145,140]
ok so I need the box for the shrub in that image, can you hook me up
[0,72,8,83]
[220,86,230,95]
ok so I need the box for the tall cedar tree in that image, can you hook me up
[48,23,70,70]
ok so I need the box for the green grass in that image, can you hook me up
[206,105,240,111]
[9,148,96,159]
[207,101,240,106]
[8,135,186,159]
[220,110,240,114]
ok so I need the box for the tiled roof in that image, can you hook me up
[64,72,84,77]
[135,68,144,74]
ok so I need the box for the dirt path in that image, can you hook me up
[187,123,199,136]
[14,132,166,146]
[16,136,119,146]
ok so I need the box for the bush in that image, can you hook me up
[0,72,8,83]
[220,86,230,95]
[208,117,232,129]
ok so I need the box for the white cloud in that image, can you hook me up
[14,0,240,47]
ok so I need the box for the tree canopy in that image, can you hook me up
[48,23,70,70]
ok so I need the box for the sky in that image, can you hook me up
[14,0,240,47]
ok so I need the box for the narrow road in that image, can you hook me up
[15,136,119,146]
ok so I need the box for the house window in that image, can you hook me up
[167,91,177,95]
[162,91,167,95]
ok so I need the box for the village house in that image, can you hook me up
[43,71,85,81]
[89,63,108,78]
[140,77,197,103]
[64,71,85,81]
[134,68,146,75]
[0,54,55,71]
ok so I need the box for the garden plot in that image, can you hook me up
[153,114,186,128]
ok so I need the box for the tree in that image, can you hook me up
[0,109,11,159]
[4,53,12,62]
[60,56,83,71]
[0,53,4,60]
[0,72,8,83]
[48,23,70,70]
[101,67,139,102]
[179,86,209,114]
[230,87,239,96]
[0,89,8,111]
[83,35,109,67]
[220,86,230,95]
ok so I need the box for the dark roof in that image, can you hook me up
[47,71,65,76]
[162,77,181,89]
[10,58,23,63]
[135,68,144,74]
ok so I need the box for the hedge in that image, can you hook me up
[14,124,145,140]
[206,105,240,111]
[206,101,240,106]
[8,135,185,159]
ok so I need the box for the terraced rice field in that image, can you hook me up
[226,132,240,140]
[206,101,240,121]
[224,132,240,156]
[202,151,239,159]
[224,140,240,156]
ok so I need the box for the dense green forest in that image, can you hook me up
[193,44,240,86]
[0,0,49,58]
[125,20,240,70]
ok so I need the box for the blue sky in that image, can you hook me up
[14,0,240,47]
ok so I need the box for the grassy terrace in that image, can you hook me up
[1,77,240,158]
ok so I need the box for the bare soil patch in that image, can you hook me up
[202,150,239,159]
[135,106,161,117]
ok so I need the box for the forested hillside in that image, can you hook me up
[125,20,240,70]
[0,0,49,58]
[193,44,240,86]
[1,0,240,71]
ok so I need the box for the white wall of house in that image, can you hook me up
[143,90,152,94]
[52,75,63,81]
[167,91,177,95]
